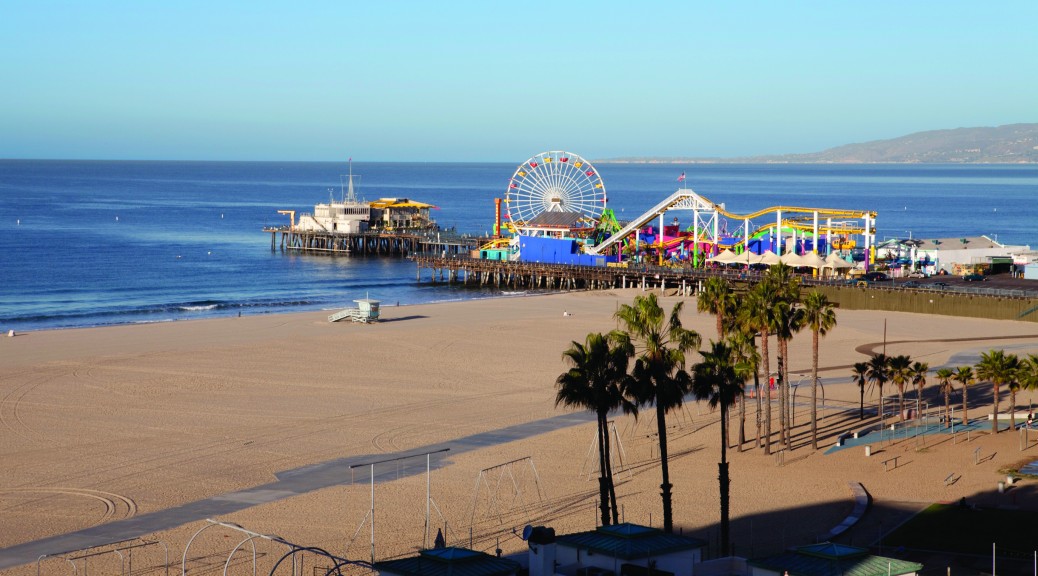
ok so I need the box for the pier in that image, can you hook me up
[265,226,484,257]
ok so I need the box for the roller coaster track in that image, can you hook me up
[587,188,874,255]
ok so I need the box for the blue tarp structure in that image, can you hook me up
[515,235,608,266]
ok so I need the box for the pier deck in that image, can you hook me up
[265,227,484,257]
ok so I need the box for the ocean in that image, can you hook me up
[1,160,1036,331]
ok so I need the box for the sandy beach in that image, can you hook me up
[2,290,1038,575]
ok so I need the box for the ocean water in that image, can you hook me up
[1,160,1036,331]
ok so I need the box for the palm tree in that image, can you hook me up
[954,366,974,426]
[771,300,802,450]
[613,293,700,533]
[697,276,736,339]
[911,361,930,421]
[867,353,890,424]
[555,332,636,526]
[1019,354,1038,427]
[692,339,748,556]
[801,291,837,449]
[975,349,1020,434]
[935,368,955,429]
[738,284,777,454]
[728,327,760,452]
[888,354,912,422]
[765,265,801,450]
[851,362,869,420]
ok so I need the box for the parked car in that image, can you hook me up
[932,281,950,289]
[863,272,891,281]
[901,280,922,288]
[907,270,927,278]
[963,273,987,282]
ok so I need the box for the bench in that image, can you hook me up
[882,456,900,471]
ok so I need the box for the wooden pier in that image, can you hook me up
[412,256,705,293]
[265,227,484,257]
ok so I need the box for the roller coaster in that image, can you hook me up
[584,187,877,266]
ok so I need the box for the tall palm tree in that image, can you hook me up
[1020,354,1038,416]
[867,353,890,424]
[911,361,930,421]
[613,293,700,533]
[765,265,801,450]
[692,340,748,557]
[888,354,913,422]
[954,366,974,426]
[771,300,802,450]
[935,368,955,429]
[975,349,1020,434]
[851,362,869,420]
[801,290,836,450]
[738,284,777,454]
[728,327,760,452]
[555,332,636,526]
[697,276,736,339]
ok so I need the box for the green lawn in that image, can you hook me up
[884,503,1037,557]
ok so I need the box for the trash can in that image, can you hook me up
[998,481,1005,494]
[865,445,871,457]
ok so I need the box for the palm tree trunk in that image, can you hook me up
[962,385,968,426]
[811,331,819,450]
[738,382,747,452]
[762,331,772,455]
[879,383,885,428]
[754,365,762,449]
[719,404,730,555]
[992,383,1000,434]
[778,349,787,450]
[602,418,619,525]
[898,384,905,422]
[859,383,864,420]
[596,413,611,526]
[1010,389,1017,431]
[945,387,951,429]
[656,403,674,533]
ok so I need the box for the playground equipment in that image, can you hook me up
[585,186,876,267]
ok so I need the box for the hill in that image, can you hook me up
[605,123,1038,164]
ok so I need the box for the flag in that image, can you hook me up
[677,171,686,182]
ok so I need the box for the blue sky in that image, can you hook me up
[2,1,1035,161]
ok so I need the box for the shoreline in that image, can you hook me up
[2,290,1038,573]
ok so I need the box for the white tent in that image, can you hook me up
[758,250,781,266]
[779,252,807,267]
[799,252,828,269]
[824,253,854,269]
[707,249,737,263]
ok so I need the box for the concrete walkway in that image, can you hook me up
[0,411,595,570]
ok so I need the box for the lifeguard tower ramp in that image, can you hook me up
[329,298,381,323]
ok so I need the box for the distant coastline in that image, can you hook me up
[599,123,1038,165]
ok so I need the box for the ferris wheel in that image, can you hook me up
[505,151,606,231]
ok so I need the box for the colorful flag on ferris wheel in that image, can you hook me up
[677,171,686,182]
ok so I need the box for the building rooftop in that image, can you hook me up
[555,523,707,561]
[748,543,922,576]
[373,547,520,576]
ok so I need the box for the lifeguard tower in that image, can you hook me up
[328,298,381,323]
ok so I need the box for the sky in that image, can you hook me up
[2,1,1036,162]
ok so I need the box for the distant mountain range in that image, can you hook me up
[603,123,1038,164]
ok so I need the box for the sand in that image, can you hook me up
[2,289,1037,575]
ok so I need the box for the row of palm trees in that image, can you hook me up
[853,350,1038,432]
[698,265,837,453]
[555,264,837,552]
